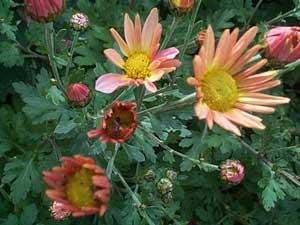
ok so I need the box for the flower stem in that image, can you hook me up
[172,0,202,85]
[266,6,300,25]
[138,125,219,172]
[237,136,300,187]
[139,93,195,116]
[135,86,146,111]
[44,23,66,96]
[106,143,119,179]
[160,17,178,50]
[65,31,80,79]
[277,59,300,76]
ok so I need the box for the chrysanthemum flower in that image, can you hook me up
[70,12,89,31]
[220,160,245,185]
[95,8,181,93]
[187,26,290,136]
[24,0,64,23]
[265,26,300,63]
[87,102,137,143]
[67,83,91,107]
[43,155,110,218]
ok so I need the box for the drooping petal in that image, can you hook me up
[213,111,241,136]
[144,81,157,92]
[95,73,131,93]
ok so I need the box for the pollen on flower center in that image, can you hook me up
[124,53,150,79]
[201,68,238,112]
[65,168,95,208]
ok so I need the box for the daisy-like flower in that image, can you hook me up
[95,8,181,93]
[265,26,300,63]
[43,155,110,218]
[87,102,137,143]
[187,26,290,136]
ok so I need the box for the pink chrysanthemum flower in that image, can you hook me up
[220,160,245,185]
[95,8,181,93]
[187,26,290,136]
[265,26,300,63]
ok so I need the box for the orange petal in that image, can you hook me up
[235,103,275,114]
[203,25,215,65]
[212,29,230,66]
[142,8,159,53]
[110,28,130,57]
[104,49,125,68]
[193,55,205,80]
[235,59,268,80]
[212,111,241,136]
[124,13,136,52]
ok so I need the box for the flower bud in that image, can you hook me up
[162,192,173,203]
[157,178,173,195]
[144,169,156,181]
[265,26,300,63]
[50,201,71,220]
[166,170,177,182]
[169,0,195,15]
[67,83,91,107]
[24,0,64,23]
[220,160,245,185]
[70,13,89,31]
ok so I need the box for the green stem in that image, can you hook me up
[44,23,66,96]
[172,0,202,85]
[243,0,264,29]
[237,137,300,187]
[65,31,80,79]
[266,6,300,25]
[139,125,219,172]
[106,144,119,179]
[277,60,300,76]
[160,17,178,50]
[139,93,195,116]
[144,85,176,99]
[135,86,146,111]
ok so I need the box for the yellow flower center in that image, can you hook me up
[65,168,95,208]
[201,68,238,112]
[124,53,150,79]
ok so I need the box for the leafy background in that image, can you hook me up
[1,0,300,224]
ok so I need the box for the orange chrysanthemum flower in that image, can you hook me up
[43,155,111,218]
[95,8,181,93]
[87,102,137,143]
[187,26,290,136]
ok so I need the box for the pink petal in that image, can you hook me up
[104,49,125,68]
[213,111,241,136]
[235,103,275,114]
[154,47,180,61]
[124,14,136,52]
[147,70,165,82]
[141,8,159,53]
[110,28,130,57]
[95,73,131,93]
[194,101,209,119]
[144,81,157,92]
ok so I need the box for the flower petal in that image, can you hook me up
[104,49,125,68]
[144,81,157,92]
[213,111,241,136]
[147,69,165,82]
[154,47,180,61]
[110,28,130,56]
[95,73,131,93]
[124,13,136,51]
[142,8,159,53]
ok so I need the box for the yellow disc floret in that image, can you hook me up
[201,68,238,112]
[66,168,95,208]
[124,53,150,79]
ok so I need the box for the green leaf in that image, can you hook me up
[20,204,38,225]
[0,42,24,67]
[2,214,19,225]
[0,142,11,157]
[46,86,65,105]
[123,144,145,162]
[54,116,77,134]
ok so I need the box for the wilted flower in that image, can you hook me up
[144,169,156,181]
[87,102,137,144]
[24,0,64,23]
[95,8,181,94]
[43,155,111,217]
[50,201,71,220]
[166,170,177,181]
[169,0,195,14]
[265,26,300,63]
[67,83,91,107]
[187,26,290,136]
[220,160,245,184]
[70,13,89,31]
[157,178,173,195]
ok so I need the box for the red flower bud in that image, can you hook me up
[24,0,64,23]
[169,0,195,15]
[67,83,91,107]
[87,101,137,144]
[265,26,300,63]
[220,160,245,185]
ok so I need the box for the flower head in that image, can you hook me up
[187,26,290,136]
[50,201,71,220]
[265,26,300,63]
[67,83,91,107]
[157,178,173,195]
[87,102,137,143]
[24,0,64,23]
[95,8,181,94]
[70,13,89,31]
[43,155,111,218]
[220,160,245,184]
[169,0,195,14]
